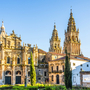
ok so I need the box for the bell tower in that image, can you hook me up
[49,23,62,53]
[63,9,81,55]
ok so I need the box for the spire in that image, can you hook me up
[49,22,62,53]
[67,9,76,32]
[54,22,56,30]
[70,9,73,18]
[1,21,5,31]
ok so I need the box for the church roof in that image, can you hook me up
[75,55,90,60]
[48,52,65,56]
[38,49,47,54]
[48,55,90,62]
[48,56,65,62]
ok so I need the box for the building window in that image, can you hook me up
[66,37,67,41]
[62,65,64,72]
[18,42,20,46]
[73,76,76,83]
[52,75,53,81]
[73,63,75,66]
[51,66,53,72]
[5,71,11,75]
[80,68,82,71]
[62,75,64,82]
[55,56,57,59]
[16,71,21,75]
[28,71,30,76]
[8,41,10,48]
[28,80,30,82]
[7,57,10,64]
[17,57,20,64]
[38,78,41,80]
[44,71,46,76]
[28,58,31,64]
[87,64,89,67]
[57,66,58,72]
[72,36,74,41]
[58,44,59,47]
[81,64,82,66]
[55,44,57,48]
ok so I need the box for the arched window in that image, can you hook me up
[7,57,10,64]
[55,44,57,48]
[76,36,78,41]
[17,57,20,64]
[58,50,59,53]
[8,41,10,48]
[52,75,53,81]
[16,71,21,75]
[51,66,53,72]
[66,37,67,41]
[28,71,30,76]
[28,57,31,64]
[44,71,46,76]
[69,36,70,41]
[62,65,64,72]
[18,42,20,46]
[5,71,11,75]
[57,66,58,72]
[58,44,59,47]
[72,36,74,41]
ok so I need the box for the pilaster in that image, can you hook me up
[1,47,5,84]
[13,55,15,85]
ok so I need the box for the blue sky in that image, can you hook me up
[0,0,90,58]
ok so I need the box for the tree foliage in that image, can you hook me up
[64,49,72,89]
[30,52,36,86]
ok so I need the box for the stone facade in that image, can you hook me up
[0,22,48,85]
[48,58,64,84]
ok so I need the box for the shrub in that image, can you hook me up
[45,85,67,90]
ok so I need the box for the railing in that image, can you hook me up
[38,64,48,68]
[49,70,63,73]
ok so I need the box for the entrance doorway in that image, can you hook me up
[56,75,59,84]
[5,71,11,84]
[5,76,11,84]
[16,71,21,84]
[16,76,21,84]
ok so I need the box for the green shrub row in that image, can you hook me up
[13,86,38,90]
[45,85,67,90]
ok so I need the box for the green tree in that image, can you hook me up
[30,52,36,86]
[64,48,72,89]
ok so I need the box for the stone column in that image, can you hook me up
[2,65,4,85]
[24,50,27,84]
[2,49,5,85]
[22,66,25,84]
[13,55,15,85]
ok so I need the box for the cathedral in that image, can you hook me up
[0,9,90,86]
